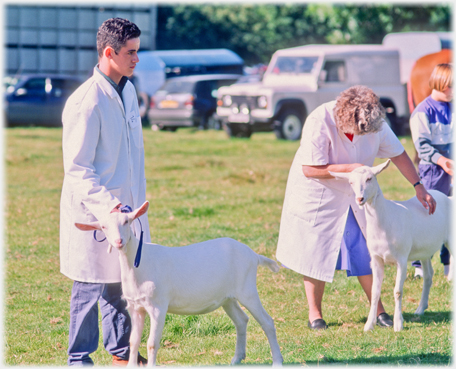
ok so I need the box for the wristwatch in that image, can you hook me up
[413,181,423,188]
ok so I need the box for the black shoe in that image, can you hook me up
[308,318,328,330]
[377,312,393,327]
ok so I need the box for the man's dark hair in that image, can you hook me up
[97,18,141,57]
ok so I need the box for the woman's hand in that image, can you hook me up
[437,156,454,176]
[414,185,436,215]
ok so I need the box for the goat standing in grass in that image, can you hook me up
[330,160,452,332]
[75,201,283,367]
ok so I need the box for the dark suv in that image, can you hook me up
[148,74,241,131]
[4,74,82,127]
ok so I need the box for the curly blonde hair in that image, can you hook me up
[333,85,385,135]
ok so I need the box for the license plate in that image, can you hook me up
[159,100,179,109]
[228,113,250,123]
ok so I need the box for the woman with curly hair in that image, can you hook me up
[276,85,436,330]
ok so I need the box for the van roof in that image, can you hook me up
[164,74,243,83]
[274,44,399,57]
[139,49,244,67]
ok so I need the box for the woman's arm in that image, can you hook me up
[302,163,364,179]
[390,150,436,215]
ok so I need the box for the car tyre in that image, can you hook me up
[274,109,303,140]
[223,122,252,138]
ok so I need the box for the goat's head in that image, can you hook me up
[75,201,149,252]
[329,160,390,207]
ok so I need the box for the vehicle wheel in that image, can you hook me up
[274,109,303,140]
[223,122,252,138]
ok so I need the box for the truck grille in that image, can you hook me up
[231,95,259,109]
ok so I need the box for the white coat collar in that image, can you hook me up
[93,67,134,117]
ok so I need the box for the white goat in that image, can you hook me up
[75,201,283,367]
[330,160,452,332]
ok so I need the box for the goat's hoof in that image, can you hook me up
[230,354,246,365]
[393,319,404,332]
[414,304,427,315]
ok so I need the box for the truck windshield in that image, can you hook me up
[270,56,319,74]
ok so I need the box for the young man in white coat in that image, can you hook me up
[60,18,151,366]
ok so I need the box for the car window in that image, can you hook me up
[321,61,346,82]
[217,79,237,88]
[17,78,46,97]
[51,78,79,97]
[271,56,319,74]
[157,80,194,94]
[211,79,238,98]
[196,81,216,99]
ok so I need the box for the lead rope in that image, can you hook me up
[93,205,144,268]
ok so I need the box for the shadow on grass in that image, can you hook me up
[402,310,452,324]
[282,352,451,365]
[349,310,452,327]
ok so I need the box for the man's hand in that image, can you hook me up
[437,156,454,176]
[415,185,436,215]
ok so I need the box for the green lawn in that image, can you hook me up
[4,127,452,365]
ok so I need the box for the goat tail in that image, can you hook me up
[258,255,280,273]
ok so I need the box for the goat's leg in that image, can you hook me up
[145,305,167,367]
[222,298,249,365]
[415,259,433,315]
[393,259,407,331]
[128,307,146,367]
[238,290,283,366]
[364,255,384,332]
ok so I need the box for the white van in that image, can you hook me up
[216,44,408,139]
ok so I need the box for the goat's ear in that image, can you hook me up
[329,171,350,180]
[130,201,150,221]
[75,222,101,231]
[372,159,391,176]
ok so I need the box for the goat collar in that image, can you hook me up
[93,205,144,268]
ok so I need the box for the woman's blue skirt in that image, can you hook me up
[335,206,372,277]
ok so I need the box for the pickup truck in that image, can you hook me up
[216,44,408,139]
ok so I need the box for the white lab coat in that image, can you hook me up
[60,68,151,283]
[276,101,404,282]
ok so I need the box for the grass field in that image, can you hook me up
[4,127,453,366]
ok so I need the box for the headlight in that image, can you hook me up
[257,95,268,109]
[222,95,232,106]
[240,103,249,115]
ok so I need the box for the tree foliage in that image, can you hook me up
[156,4,452,65]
